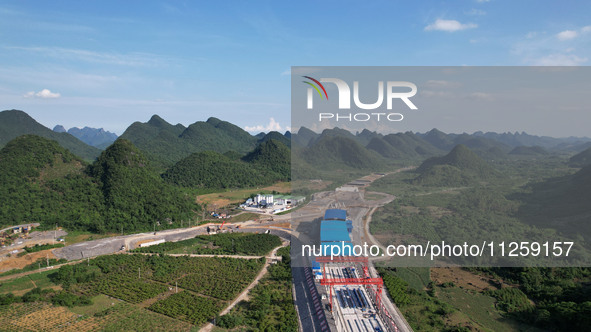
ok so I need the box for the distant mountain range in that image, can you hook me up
[2,109,591,235]
[290,126,591,168]
[53,125,117,149]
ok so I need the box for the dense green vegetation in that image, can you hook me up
[242,139,291,181]
[0,135,105,231]
[216,246,298,331]
[88,139,197,232]
[377,268,460,331]
[162,138,289,189]
[371,147,591,331]
[518,164,591,237]
[162,151,256,188]
[149,290,223,325]
[414,144,500,186]
[298,135,387,171]
[0,287,93,308]
[0,135,198,232]
[0,110,100,160]
[509,145,548,156]
[47,254,264,326]
[257,130,291,147]
[568,146,591,167]
[0,253,267,329]
[367,132,442,160]
[132,233,282,256]
[475,267,591,331]
[120,115,259,168]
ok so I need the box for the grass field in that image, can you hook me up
[0,270,58,295]
[69,294,117,316]
[438,287,540,332]
[389,267,431,291]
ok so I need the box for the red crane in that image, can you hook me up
[315,256,384,310]
[315,255,401,331]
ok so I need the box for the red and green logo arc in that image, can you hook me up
[302,76,328,100]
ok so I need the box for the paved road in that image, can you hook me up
[53,224,292,261]
[54,225,213,260]
[292,171,414,332]
[291,237,332,332]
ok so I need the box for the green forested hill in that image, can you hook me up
[0,135,104,231]
[0,110,100,161]
[291,127,319,147]
[162,151,270,189]
[299,135,387,170]
[119,115,257,168]
[366,136,404,159]
[257,131,291,147]
[367,132,442,160]
[162,139,290,189]
[88,139,196,231]
[520,164,591,236]
[242,139,290,181]
[0,136,197,232]
[118,115,193,167]
[569,147,591,167]
[414,144,499,186]
[508,145,549,156]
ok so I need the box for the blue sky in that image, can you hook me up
[1,1,590,135]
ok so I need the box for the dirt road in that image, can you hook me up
[199,242,288,332]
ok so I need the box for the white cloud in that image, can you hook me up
[23,89,61,99]
[556,26,591,41]
[531,54,588,66]
[424,19,477,32]
[557,30,578,40]
[244,117,290,133]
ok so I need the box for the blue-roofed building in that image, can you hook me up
[320,220,351,243]
[324,209,347,221]
[320,219,353,256]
